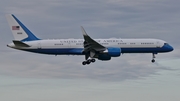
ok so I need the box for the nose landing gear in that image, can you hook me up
[151,53,156,63]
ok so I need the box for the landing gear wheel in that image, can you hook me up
[82,59,96,65]
[86,60,91,65]
[91,59,96,63]
[82,61,86,65]
[151,59,155,63]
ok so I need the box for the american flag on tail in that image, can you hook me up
[12,26,20,30]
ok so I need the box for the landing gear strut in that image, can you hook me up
[151,53,156,63]
[82,59,96,65]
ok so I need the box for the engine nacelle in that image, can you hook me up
[98,54,111,61]
[103,47,121,57]
[98,47,121,61]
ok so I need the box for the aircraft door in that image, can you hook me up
[67,40,71,48]
[156,41,160,48]
[38,43,41,49]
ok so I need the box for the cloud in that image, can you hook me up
[0,50,171,81]
[2,0,180,42]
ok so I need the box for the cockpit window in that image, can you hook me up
[164,43,168,45]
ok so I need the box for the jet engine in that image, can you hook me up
[98,47,121,60]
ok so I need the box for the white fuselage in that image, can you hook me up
[9,39,162,49]
[8,38,172,55]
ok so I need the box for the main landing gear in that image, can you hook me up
[151,53,156,63]
[82,59,96,65]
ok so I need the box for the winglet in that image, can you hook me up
[81,26,88,36]
[81,26,92,41]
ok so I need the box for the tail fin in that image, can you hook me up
[6,14,40,41]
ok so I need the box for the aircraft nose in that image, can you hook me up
[169,45,174,51]
[165,44,174,52]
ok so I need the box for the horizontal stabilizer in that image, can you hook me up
[13,40,30,47]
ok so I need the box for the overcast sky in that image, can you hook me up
[0,0,180,101]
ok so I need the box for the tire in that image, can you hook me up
[82,61,86,65]
[86,60,91,64]
[91,59,96,63]
[151,59,155,63]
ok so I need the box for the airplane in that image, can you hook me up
[6,14,174,65]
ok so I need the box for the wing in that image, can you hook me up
[81,26,106,59]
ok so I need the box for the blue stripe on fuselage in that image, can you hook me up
[22,48,84,55]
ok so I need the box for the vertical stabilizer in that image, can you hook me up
[6,14,40,41]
